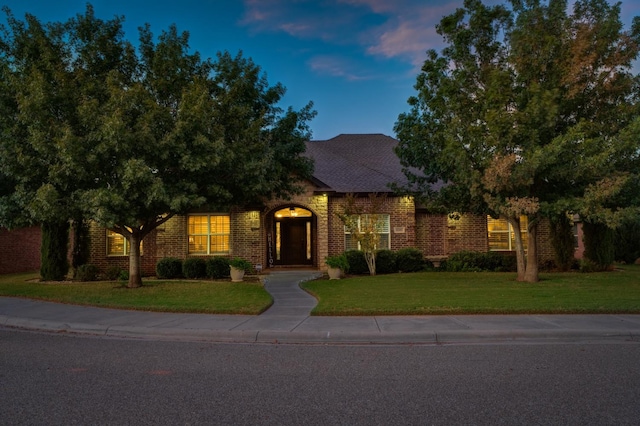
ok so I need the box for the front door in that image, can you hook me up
[272,207,314,266]
[280,219,311,265]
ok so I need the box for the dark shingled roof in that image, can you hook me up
[304,134,410,193]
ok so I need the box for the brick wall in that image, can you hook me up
[87,223,157,276]
[0,226,42,274]
[326,194,417,261]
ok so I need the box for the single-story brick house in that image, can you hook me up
[86,134,575,275]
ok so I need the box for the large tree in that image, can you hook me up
[395,0,640,282]
[1,5,315,287]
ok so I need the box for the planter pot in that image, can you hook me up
[230,266,246,282]
[327,267,342,280]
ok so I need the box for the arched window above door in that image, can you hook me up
[274,207,312,218]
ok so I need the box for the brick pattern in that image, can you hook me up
[0,226,42,274]
[326,195,417,263]
[87,223,157,276]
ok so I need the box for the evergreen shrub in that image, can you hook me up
[396,248,425,272]
[375,250,397,274]
[345,250,368,274]
[156,257,183,279]
[74,264,98,281]
[206,257,230,279]
[444,251,516,272]
[182,257,207,279]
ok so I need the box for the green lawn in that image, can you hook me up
[0,272,272,314]
[302,264,640,315]
[2,265,640,315]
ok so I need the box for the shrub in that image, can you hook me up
[583,222,614,271]
[345,250,368,274]
[444,251,516,272]
[325,254,349,272]
[615,217,640,264]
[183,257,207,279]
[156,257,183,279]
[206,257,230,279]
[375,250,397,274]
[229,257,252,272]
[40,220,70,281]
[104,266,123,281]
[118,269,129,281]
[396,248,424,272]
[74,264,99,281]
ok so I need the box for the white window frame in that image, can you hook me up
[344,214,391,251]
[188,214,230,255]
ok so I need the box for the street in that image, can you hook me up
[1,329,639,425]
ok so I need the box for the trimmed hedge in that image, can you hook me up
[396,248,425,272]
[443,251,516,272]
[183,257,207,279]
[345,250,369,275]
[156,257,183,279]
[206,257,230,279]
[375,249,397,274]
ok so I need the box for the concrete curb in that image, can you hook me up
[3,314,639,345]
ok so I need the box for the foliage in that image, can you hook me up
[325,254,349,272]
[335,193,388,275]
[549,214,576,272]
[375,250,397,274]
[582,221,615,271]
[229,257,252,272]
[394,0,640,283]
[156,257,183,279]
[614,216,640,264]
[104,266,125,281]
[74,264,99,282]
[0,5,315,289]
[40,221,69,281]
[206,256,230,279]
[443,251,517,273]
[182,257,207,279]
[344,250,369,275]
[395,248,425,273]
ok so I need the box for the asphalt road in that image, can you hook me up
[1,329,639,425]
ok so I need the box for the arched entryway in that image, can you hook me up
[267,206,316,268]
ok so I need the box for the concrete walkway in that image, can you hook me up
[1,270,640,344]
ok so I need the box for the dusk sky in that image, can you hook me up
[2,0,639,141]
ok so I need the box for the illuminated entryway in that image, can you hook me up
[268,206,315,267]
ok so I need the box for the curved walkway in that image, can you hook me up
[1,270,640,344]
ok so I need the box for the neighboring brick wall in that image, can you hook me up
[0,226,42,274]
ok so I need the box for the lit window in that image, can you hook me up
[487,216,528,251]
[344,214,390,251]
[106,230,143,256]
[188,215,230,255]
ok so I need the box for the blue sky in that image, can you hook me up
[2,0,639,141]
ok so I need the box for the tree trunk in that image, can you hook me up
[523,220,539,283]
[364,250,376,275]
[509,217,526,282]
[127,233,143,288]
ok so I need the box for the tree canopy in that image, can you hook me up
[395,0,640,281]
[0,5,315,287]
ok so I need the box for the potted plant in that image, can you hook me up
[325,254,349,280]
[229,257,252,282]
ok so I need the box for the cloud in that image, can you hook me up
[240,0,458,75]
[307,55,372,81]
